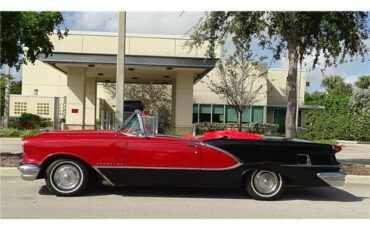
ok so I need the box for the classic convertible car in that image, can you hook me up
[18,110,345,200]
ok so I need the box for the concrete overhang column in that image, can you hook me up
[171,71,194,135]
[65,67,86,130]
[84,77,97,129]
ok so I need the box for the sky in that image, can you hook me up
[7,11,370,92]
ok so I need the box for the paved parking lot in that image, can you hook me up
[1,174,369,219]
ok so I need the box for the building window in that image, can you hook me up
[225,106,237,123]
[252,106,264,123]
[199,104,211,122]
[242,107,251,123]
[192,104,199,123]
[34,89,38,96]
[14,102,27,115]
[212,105,224,123]
[37,103,50,116]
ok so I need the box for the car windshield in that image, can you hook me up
[119,113,142,136]
[118,111,157,136]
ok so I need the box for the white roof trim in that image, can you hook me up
[58,30,190,39]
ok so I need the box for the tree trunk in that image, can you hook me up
[237,110,242,132]
[285,37,298,139]
[3,66,11,128]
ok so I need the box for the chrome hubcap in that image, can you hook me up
[53,164,81,190]
[253,170,280,195]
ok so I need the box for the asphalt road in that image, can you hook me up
[1,175,369,218]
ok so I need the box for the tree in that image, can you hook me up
[355,75,370,89]
[0,12,68,69]
[0,73,22,116]
[188,12,369,138]
[102,82,171,122]
[322,75,353,95]
[208,51,266,131]
[0,12,67,127]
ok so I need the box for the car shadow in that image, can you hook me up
[38,184,366,202]
[281,186,366,202]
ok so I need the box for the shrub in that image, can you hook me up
[8,114,52,130]
[195,123,279,136]
[18,113,42,129]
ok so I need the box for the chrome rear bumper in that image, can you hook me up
[317,172,346,186]
[17,161,40,181]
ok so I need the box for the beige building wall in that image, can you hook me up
[22,60,67,97]
[267,69,306,107]
[193,68,306,107]
[18,31,307,130]
[49,32,219,58]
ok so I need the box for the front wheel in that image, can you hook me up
[246,169,286,200]
[45,158,89,196]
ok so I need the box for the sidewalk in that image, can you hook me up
[0,138,22,154]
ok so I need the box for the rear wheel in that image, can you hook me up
[45,158,89,196]
[246,169,286,200]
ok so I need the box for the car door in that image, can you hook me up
[123,135,201,186]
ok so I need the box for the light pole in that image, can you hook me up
[115,11,126,129]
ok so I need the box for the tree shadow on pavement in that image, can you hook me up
[39,184,366,202]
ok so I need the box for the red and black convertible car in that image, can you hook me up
[18,110,345,200]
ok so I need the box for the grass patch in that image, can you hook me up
[312,139,339,145]
[0,128,41,138]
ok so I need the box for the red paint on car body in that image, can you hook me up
[197,130,262,141]
[22,130,243,170]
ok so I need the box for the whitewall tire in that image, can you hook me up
[45,158,89,196]
[246,169,286,200]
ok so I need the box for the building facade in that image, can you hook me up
[10,31,308,134]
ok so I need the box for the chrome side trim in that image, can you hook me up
[280,164,342,168]
[93,167,115,186]
[95,164,243,171]
[317,172,346,186]
[17,162,40,181]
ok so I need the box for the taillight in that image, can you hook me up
[332,144,342,153]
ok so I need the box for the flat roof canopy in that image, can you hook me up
[40,52,218,84]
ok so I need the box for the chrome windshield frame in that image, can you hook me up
[117,110,147,137]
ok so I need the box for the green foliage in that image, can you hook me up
[13,113,52,130]
[348,88,370,125]
[0,128,41,138]
[355,75,370,89]
[188,12,369,69]
[0,12,68,70]
[195,123,279,136]
[0,74,22,116]
[188,11,369,138]
[304,92,370,141]
[322,75,353,95]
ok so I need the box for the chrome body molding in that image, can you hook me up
[317,172,346,186]
[280,164,342,168]
[17,161,40,181]
[95,163,243,171]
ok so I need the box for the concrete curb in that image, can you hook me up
[0,138,22,141]
[336,140,370,145]
[1,167,370,185]
[345,175,370,184]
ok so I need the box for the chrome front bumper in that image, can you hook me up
[317,172,346,186]
[17,161,40,181]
